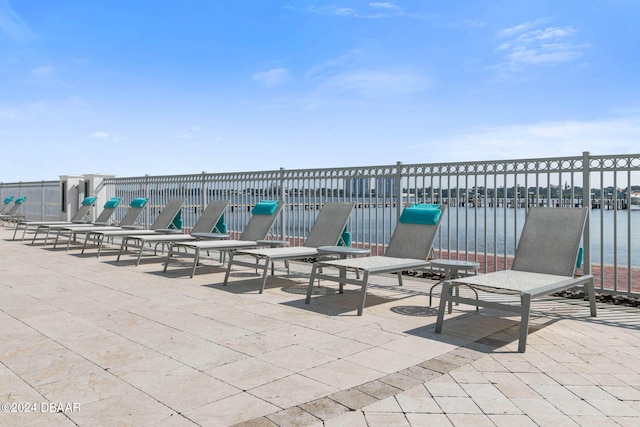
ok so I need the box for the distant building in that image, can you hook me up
[345,178,370,197]
[375,177,398,197]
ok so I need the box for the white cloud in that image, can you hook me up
[308,2,420,19]
[419,117,640,162]
[253,68,291,87]
[31,65,53,76]
[313,67,430,99]
[369,2,398,10]
[0,0,36,41]
[91,131,110,139]
[495,21,588,71]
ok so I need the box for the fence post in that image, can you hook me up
[201,171,207,209]
[582,151,591,275]
[279,167,286,241]
[144,174,150,228]
[395,161,403,219]
[41,180,45,220]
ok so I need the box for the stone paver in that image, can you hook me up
[1,227,640,426]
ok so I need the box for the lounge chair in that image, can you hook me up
[0,196,15,214]
[51,197,150,249]
[114,200,230,266]
[434,207,597,353]
[79,198,186,257]
[223,202,355,293]
[31,198,122,245]
[0,196,27,225]
[12,196,96,240]
[305,204,446,315]
[163,200,285,278]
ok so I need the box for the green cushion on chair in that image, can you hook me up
[103,198,120,209]
[81,196,97,205]
[14,196,26,204]
[3,196,14,204]
[252,201,279,215]
[399,206,441,225]
[130,198,148,208]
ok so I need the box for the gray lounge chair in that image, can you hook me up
[0,196,27,225]
[305,204,446,315]
[0,196,15,214]
[32,198,122,245]
[80,198,186,257]
[52,198,149,249]
[434,207,596,353]
[12,196,96,240]
[115,200,230,266]
[223,202,355,293]
[163,200,285,278]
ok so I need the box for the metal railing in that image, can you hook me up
[0,180,59,222]
[3,152,639,295]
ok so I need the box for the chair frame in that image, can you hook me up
[223,202,355,293]
[114,200,229,266]
[434,207,597,353]
[305,205,447,315]
[162,201,285,278]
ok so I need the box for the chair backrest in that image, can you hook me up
[117,198,148,226]
[70,197,97,222]
[191,200,230,233]
[149,198,186,230]
[512,207,587,277]
[93,198,121,224]
[1,196,15,214]
[240,201,284,241]
[385,205,446,259]
[303,202,356,248]
[2,197,24,216]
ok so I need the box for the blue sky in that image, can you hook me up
[1,0,639,182]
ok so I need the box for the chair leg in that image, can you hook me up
[190,248,200,278]
[305,263,319,304]
[356,271,370,316]
[258,257,271,294]
[223,251,235,286]
[136,240,145,266]
[518,293,532,353]
[585,279,597,317]
[163,245,174,272]
[435,282,451,334]
[31,227,41,244]
[12,224,20,240]
[116,238,127,262]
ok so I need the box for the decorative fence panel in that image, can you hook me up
[4,152,639,295]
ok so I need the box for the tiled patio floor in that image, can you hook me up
[1,227,639,426]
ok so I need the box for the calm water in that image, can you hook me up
[430,207,640,266]
[219,203,640,267]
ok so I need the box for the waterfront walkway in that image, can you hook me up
[1,227,640,426]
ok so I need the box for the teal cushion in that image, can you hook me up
[103,198,120,209]
[130,198,148,208]
[576,247,583,269]
[252,201,279,215]
[410,203,440,209]
[213,215,226,233]
[81,196,97,205]
[399,206,441,225]
[338,226,351,247]
[15,196,26,204]
[3,196,14,204]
